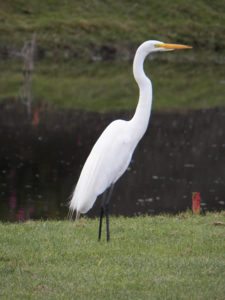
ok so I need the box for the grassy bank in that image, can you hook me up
[0,212,225,299]
[1,1,225,111]
[0,0,225,59]
[1,58,224,112]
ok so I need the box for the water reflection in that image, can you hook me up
[0,101,225,221]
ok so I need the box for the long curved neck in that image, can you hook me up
[129,45,153,141]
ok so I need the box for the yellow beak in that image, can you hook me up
[155,43,192,50]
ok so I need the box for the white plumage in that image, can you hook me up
[71,120,134,214]
[69,40,192,229]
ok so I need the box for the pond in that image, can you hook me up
[0,101,225,221]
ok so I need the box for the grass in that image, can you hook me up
[0,212,225,299]
[1,58,225,112]
[0,1,225,111]
[0,0,225,59]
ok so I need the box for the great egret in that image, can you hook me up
[69,40,192,241]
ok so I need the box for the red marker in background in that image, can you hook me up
[192,192,201,214]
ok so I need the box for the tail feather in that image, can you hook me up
[68,208,81,221]
[68,187,77,220]
[67,208,74,220]
[76,211,80,221]
[68,191,81,221]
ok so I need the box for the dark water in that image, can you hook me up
[0,101,225,221]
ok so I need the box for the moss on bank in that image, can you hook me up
[0,0,225,60]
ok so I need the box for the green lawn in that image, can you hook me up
[0,212,225,299]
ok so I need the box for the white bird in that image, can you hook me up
[69,40,192,241]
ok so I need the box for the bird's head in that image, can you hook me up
[140,40,192,55]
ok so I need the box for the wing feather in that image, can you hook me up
[70,120,134,214]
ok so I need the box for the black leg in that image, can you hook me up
[98,184,114,242]
[98,189,107,241]
[98,206,104,241]
[105,184,114,242]
[105,202,110,242]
